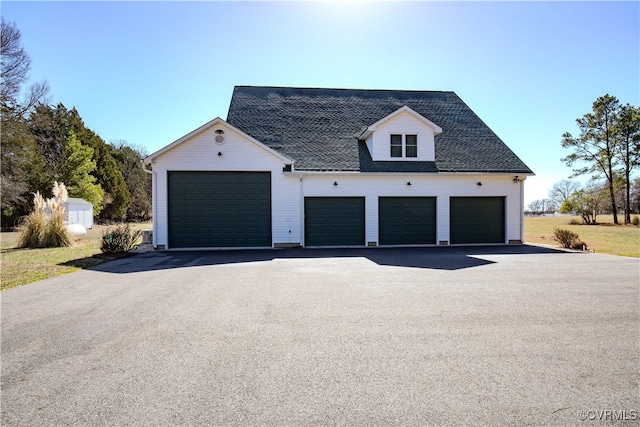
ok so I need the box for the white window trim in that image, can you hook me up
[390,134,418,159]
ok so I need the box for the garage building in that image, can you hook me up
[144,86,533,249]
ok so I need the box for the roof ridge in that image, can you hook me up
[232,85,455,94]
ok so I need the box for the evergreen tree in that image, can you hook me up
[614,104,640,223]
[61,132,104,215]
[68,109,130,221]
[562,95,621,224]
[28,103,69,186]
[111,141,152,221]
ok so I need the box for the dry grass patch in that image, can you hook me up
[525,215,640,257]
[1,222,151,290]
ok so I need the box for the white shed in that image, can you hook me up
[64,197,93,229]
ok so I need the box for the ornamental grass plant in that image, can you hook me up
[18,182,71,248]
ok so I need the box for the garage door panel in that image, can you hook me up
[450,197,505,244]
[168,171,271,248]
[379,197,437,245]
[305,197,365,246]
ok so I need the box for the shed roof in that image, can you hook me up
[226,86,533,174]
[65,197,93,207]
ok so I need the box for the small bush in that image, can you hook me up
[101,224,142,254]
[568,218,581,225]
[553,228,580,249]
[632,216,640,226]
[570,240,588,250]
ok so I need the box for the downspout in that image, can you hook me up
[520,176,525,243]
[141,161,157,248]
[299,174,304,247]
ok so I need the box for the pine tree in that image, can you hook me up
[68,109,130,221]
[28,103,69,187]
[61,131,104,215]
[111,141,152,221]
[562,95,621,224]
[614,104,640,223]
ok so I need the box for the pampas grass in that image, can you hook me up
[18,182,71,248]
[17,192,47,248]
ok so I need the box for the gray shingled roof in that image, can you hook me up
[226,86,533,174]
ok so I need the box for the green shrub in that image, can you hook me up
[632,216,640,226]
[101,224,141,254]
[553,228,580,249]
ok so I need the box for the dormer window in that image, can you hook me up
[390,134,403,157]
[406,135,417,157]
[390,134,418,158]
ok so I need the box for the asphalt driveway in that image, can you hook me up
[2,246,639,426]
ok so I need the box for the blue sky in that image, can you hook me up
[3,1,639,205]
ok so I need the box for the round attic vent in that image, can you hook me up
[214,129,225,144]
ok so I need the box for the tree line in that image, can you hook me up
[527,95,640,224]
[1,18,151,229]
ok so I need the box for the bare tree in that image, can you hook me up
[559,181,608,224]
[1,18,49,226]
[527,200,544,215]
[548,179,580,207]
[0,18,29,104]
[0,18,49,114]
[527,198,557,215]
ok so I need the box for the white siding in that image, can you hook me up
[301,173,524,245]
[151,124,300,248]
[150,122,525,248]
[365,135,373,157]
[370,111,436,161]
[66,206,93,229]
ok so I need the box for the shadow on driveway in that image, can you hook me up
[85,245,571,274]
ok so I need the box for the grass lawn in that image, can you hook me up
[1,223,151,291]
[524,215,640,258]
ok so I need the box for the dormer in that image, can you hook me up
[360,106,442,162]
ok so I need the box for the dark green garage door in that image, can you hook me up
[450,197,505,244]
[305,197,365,246]
[168,171,271,248]
[379,197,436,245]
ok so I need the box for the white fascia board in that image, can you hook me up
[358,105,443,139]
[286,171,361,175]
[287,171,534,177]
[144,117,292,164]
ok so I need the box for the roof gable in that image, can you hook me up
[144,117,292,164]
[359,105,442,140]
